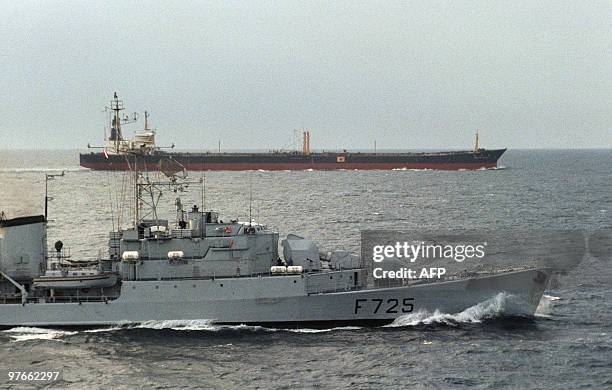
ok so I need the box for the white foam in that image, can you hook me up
[385,292,515,327]
[3,327,77,342]
[134,319,216,331]
[391,168,433,172]
[83,326,125,333]
[124,320,361,333]
[535,295,560,318]
[131,320,273,332]
[284,326,361,334]
[480,165,506,171]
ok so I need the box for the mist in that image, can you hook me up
[1,1,610,150]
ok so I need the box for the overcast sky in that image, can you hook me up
[1,1,610,150]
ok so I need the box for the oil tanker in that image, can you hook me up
[80,94,506,171]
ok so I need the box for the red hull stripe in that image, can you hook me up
[80,162,498,171]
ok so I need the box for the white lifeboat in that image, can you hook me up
[122,251,140,261]
[33,269,118,289]
[167,251,185,259]
[270,266,287,274]
[286,266,303,274]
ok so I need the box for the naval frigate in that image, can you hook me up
[0,160,549,328]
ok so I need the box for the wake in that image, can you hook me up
[386,292,526,327]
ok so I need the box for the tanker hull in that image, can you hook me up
[80,149,506,171]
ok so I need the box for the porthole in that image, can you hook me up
[155,286,159,289]
[174,285,177,288]
[132,286,136,290]
[330,276,333,280]
[193,284,197,288]
[220,283,224,287]
[293,280,297,284]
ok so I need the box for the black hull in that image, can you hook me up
[80,149,506,171]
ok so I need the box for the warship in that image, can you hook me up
[0,158,550,328]
[80,93,506,171]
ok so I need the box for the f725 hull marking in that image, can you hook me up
[354,298,415,314]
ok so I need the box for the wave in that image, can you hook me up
[130,320,359,334]
[2,326,77,342]
[385,292,520,327]
[284,326,362,334]
[131,320,275,332]
[477,165,507,171]
[134,319,217,331]
[83,326,125,333]
[2,321,361,338]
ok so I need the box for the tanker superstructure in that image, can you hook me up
[80,93,506,171]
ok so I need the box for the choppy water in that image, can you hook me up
[0,149,610,389]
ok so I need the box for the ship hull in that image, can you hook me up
[0,268,548,328]
[79,149,506,171]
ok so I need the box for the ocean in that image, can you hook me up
[0,149,610,389]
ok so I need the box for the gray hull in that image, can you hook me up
[0,269,549,328]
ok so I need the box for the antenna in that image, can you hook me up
[248,174,253,225]
[200,173,205,237]
[106,172,116,232]
[201,174,205,210]
[44,171,65,220]
[133,156,139,227]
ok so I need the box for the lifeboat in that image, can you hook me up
[33,269,118,289]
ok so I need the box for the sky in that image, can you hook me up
[1,1,610,150]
